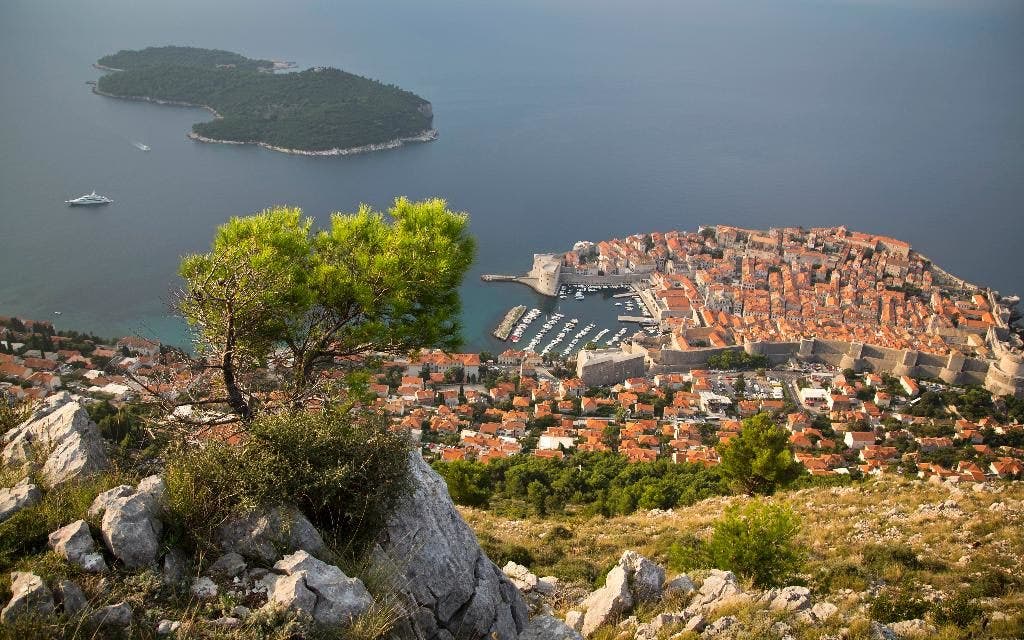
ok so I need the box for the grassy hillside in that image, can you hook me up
[462,477,1024,639]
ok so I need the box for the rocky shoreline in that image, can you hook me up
[186,128,438,157]
[91,86,438,157]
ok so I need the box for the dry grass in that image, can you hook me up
[461,477,1024,638]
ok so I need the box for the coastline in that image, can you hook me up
[91,86,437,157]
[186,128,438,157]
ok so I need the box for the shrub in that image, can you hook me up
[861,543,920,575]
[477,535,533,567]
[704,500,803,588]
[164,407,410,554]
[933,593,983,628]
[869,587,930,623]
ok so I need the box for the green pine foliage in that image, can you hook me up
[433,452,726,517]
[716,413,803,495]
[704,500,803,588]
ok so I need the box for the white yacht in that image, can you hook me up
[65,191,112,206]
[132,141,151,152]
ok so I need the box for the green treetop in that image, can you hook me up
[716,412,802,495]
[178,197,475,422]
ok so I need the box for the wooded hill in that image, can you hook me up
[95,46,433,152]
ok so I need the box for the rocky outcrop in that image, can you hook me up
[2,392,108,485]
[0,477,41,523]
[518,614,583,640]
[89,475,164,568]
[262,550,373,626]
[1,571,55,622]
[686,569,745,614]
[581,564,632,636]
[373,451,528,640]
[503,562,539,593]
[217,506,324,565]
[576,550,667,637]
[47,519,107,572]
[618,550,665,603]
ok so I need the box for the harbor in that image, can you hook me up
[486,280,663,358]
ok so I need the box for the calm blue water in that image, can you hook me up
[0,0,1021,350]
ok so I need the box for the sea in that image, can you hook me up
[0,0,1022,353]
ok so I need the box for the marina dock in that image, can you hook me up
[493,305,527,340]
[617,315,658,325]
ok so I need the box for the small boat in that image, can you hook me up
[65,191,112,206]
[132,141,151,152]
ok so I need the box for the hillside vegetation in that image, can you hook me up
[463,477,1024,639]
[94,46,433,152]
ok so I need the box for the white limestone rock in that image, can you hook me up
[1,571,55,622]
[0,478,41,523]
[768,585,811,612]
[581,564,632,637]
[90,477,163,568]
[372,450,528,640]
[48,519,107,573]
[504,561,539,592]
[618,550,666,603]
[2,393,107,485]
[518,614,584,639]
[687,569,744,613]
[217,506,324,565]
[266,550,373,626]
[191,576,219,600]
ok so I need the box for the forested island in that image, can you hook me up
[93,46,436,155]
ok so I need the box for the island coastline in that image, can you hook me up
[91,46,436,157]
[92,86,437,157]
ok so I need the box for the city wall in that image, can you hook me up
[644,337,1022,397]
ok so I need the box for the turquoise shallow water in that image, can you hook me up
[0,0,1021,351]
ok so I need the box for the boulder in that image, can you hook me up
[683,614,707,633]
[535,576,558,596]
[372,451,527,640]
[48,519,107,573]
[217,506,324,565]
[156,619,181,635]
[1,571,55,622]
[581,565,632,637]
[90,602,133,627]
[1,392,107,485]
[503,561,539,592]
[90,477,163,568]
[191,576,219,600]
[54,579,88,615]
[890,619,936,638]
[0,478,41,523]
[518,614,584,640]
[768,586,811,612]
[687,569,744,613]
[703,614,739,637]
[664,574,696,597]
[618,550,665,603]
[207,551,247,578]
[265,550,373,626]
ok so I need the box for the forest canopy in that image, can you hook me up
[95,46,433,152]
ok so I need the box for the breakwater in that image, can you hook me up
[493,305,527,341]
